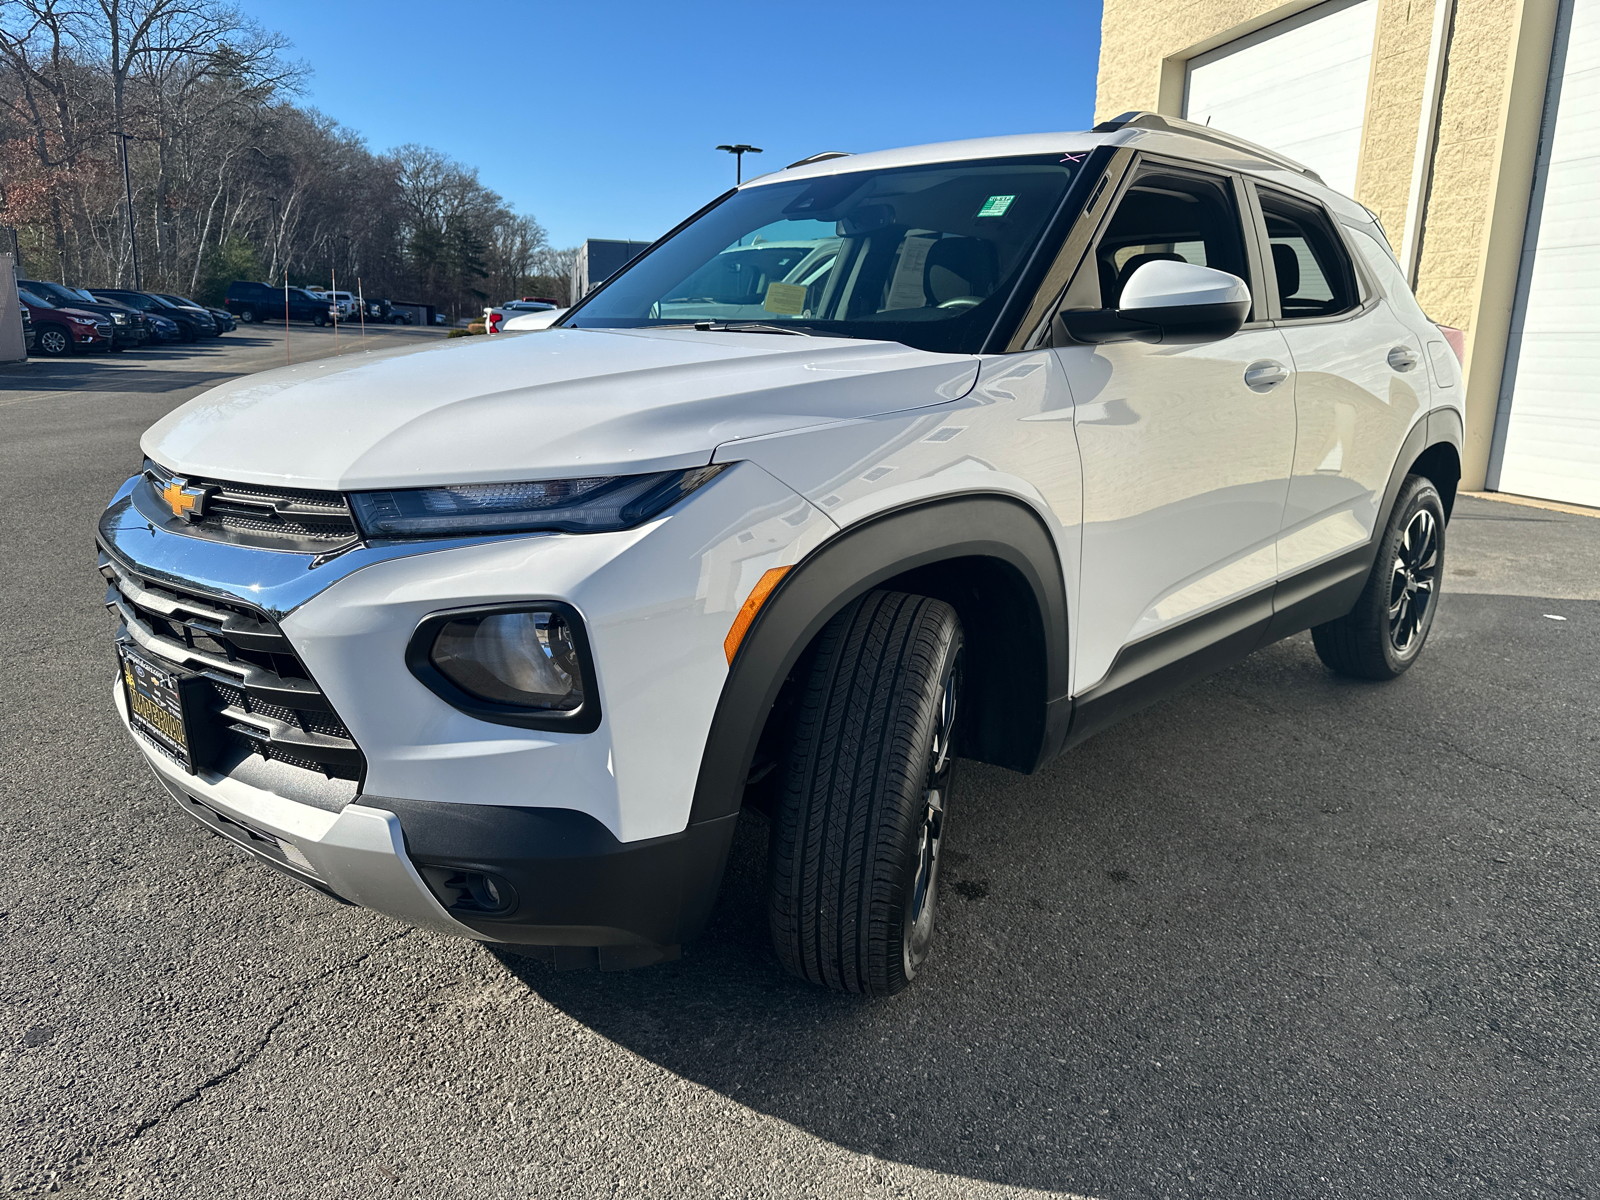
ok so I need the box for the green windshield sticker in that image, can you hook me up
[976,194,1016,218]
[763,281,807,316]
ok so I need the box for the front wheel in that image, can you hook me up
[36,326,70,356]
[1312,474,1446,679]
[768,590,963,996]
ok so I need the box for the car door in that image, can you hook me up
[1247,184,1425,579]
[1055,161,1297,697]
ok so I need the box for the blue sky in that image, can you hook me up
[250,1,1104,248]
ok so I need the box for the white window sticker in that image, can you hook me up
[763,281,807,315]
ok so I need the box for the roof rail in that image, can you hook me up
[1091,111,1325,185]
[786,151,852,169]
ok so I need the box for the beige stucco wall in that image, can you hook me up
[1351,3,1437,242]
[1410,0,1522,329]
[1094,0,1556,489]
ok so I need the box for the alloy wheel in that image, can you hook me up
[39,328,68,355]
[1387,508,1439,656]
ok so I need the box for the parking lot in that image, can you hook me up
[3,329,1597,1199]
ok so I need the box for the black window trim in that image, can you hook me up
[1245,179,1376,329]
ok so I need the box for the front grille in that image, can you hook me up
[142,460,359,552]
[102,552,364,782]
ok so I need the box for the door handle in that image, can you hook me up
[1244,360,1289,392]
[1387,346,1419,372]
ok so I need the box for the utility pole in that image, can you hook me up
[118,132,141,289]
[716,143,763,185]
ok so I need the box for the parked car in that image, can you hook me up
[502,307,568,331]
[224,281,330,326]
[483,298,559,334]
[148,293,221,337]
[89,289,213,341]
[19,300,35,352]
[97,112,1465,994]
[67,288,156,349]
[155,295,236,333]
[20,279,146,351]
[142,311,184,343]
[359,298,408,324]
[18,288,112,355]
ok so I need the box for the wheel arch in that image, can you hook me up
[688,494,1071,826]
[1412,406,1462,519]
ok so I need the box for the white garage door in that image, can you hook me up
[1182,0,1380,195]
[1491,0,1600,508]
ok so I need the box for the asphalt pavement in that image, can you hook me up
[2,328,1596,1199]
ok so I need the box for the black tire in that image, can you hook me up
[313,312,326,327]
[237,306,255,323]
[768,590,964,996]
[1312,474,1446,680]
[36,326,70,356]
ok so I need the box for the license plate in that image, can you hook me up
[118,643,204,771]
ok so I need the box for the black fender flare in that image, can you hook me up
[687,494,1071,825]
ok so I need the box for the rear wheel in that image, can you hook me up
[1312,474,1445,680]
[768,590,963,996]
[313,312,326,327]
[237,306,255,323]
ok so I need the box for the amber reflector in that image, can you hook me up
[723,566,792,664]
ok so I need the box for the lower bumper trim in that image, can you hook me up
[369,796,739,950]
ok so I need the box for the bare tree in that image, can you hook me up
[0,6,554,311]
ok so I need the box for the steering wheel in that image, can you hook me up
[935,296,984,311]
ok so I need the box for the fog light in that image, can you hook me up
[429,609,583,710]
[417,865,517,917]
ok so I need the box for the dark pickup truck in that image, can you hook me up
[226,281,330,325]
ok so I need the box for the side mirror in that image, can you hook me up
[1055,261,1252,346]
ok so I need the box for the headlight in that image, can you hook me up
[349,465,727,539]
[407,603,600,731]
[112,313,128,324]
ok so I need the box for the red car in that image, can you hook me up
[18,288,112,356]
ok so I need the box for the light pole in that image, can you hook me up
[716,143,763,185]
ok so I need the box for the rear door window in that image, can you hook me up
[1254,187,1360,320]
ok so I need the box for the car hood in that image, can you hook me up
[142,327,980,490]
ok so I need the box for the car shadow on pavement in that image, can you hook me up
[0,342,276,393]
[489,602,1599,1196]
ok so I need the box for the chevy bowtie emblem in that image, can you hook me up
[161,477,212,521]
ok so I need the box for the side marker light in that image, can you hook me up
[724,566,791,665]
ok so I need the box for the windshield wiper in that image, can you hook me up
[672,321,814,336]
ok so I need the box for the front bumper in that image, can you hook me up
[115,681,485,941]
[116,679,736,956]
[100,461,836,954]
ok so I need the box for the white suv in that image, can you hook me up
[100,113,1463,994]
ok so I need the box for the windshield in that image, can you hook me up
[19,288,52,308]
[24,280,80,305]
[566,156,1077,353]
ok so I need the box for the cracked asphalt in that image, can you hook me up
[3,328,1598,1199]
